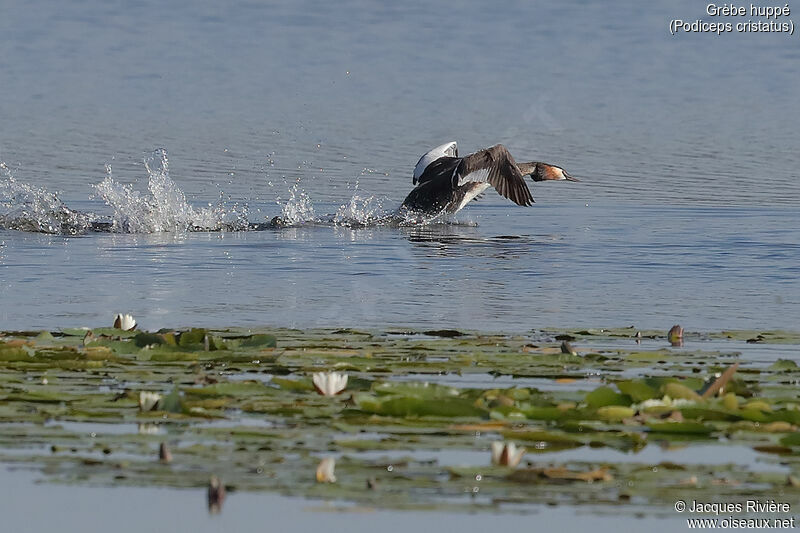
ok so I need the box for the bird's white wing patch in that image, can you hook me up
[457,168,489,186]
[455,183,491,212]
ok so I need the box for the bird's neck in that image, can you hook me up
[517,162,537,176]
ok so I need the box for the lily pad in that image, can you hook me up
[596,406,635,421]
[617,380,659,402]
[356,394,486,418]
[239,334,277,348]
[585,386,631,408]
[646,421,713,435]
[770,359,799,371]
[1,324,800,515]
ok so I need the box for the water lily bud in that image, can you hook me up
[490,441,525,467]
[138,391,162,412]
[312,372,348,396]
[113,313,137,331]
[316,457,337,483]
[668,325,684,346]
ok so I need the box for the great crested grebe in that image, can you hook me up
[400,142,578,216]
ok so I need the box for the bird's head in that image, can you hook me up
[530,163,580,182]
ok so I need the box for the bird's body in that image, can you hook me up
[400,142,577,217]
[401,156,487,215]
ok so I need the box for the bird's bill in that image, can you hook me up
[562,170,580,182]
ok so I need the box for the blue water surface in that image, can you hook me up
[2,0,799,333]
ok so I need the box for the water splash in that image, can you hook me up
[272,178,397,228]
[0,161,94,235]
[278,183,316,225]
[92,149,249,233]
[1,149,456,234]
[333,194,393,226]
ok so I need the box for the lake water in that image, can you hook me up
[1,0,799,529]
[2,468,685,533]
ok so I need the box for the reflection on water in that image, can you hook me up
[345,443,787,472]
[1,468,683,533]
[1,204,797,332]
[403,225,549,263]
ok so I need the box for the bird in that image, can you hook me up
[400,142,578,217]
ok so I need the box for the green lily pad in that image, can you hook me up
[646,421,713,434]
[134,332,165,347]
[501,429,582,450]
[271,376,314,392]
[522,406,582,421]
[662,382,702,402]
[373,381,460,399]
[770,359,799,371]
[596,406,635,421]
[0,347,32,361]
[178,328,208,347]
[779,433,800,447]
[617,380,659,402]
[2,324,800,514]
[186,381,273,397]
[239,334,277,348]
[585,386,631,408]
[713,330,800,344]
[60,328,90,337]
[356,394,486,418]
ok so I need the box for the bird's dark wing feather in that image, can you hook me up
[457,145,534,206]
[414,156,461,186]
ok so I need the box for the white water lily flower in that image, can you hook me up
[113,313,137,331]
[139,391,162,411]
[312,372,348,396]
[316,457,337,483]
[491,441,526,467]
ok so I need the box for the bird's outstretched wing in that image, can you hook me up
[456,144,534,206]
